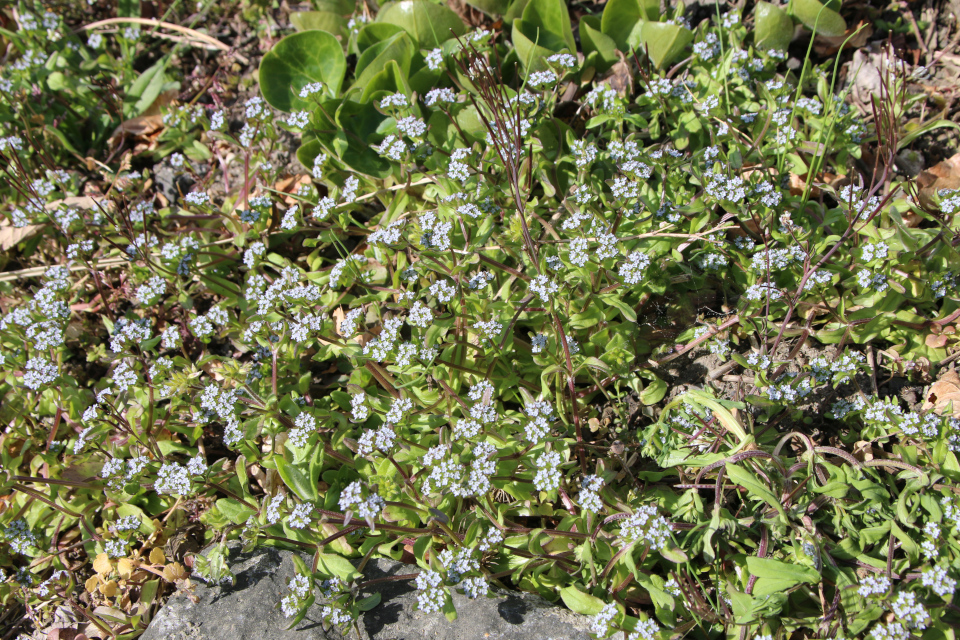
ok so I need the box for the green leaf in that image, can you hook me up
[601,0,658,51]
[789,0,847,37]
[464,0,511,15]
[357,593,382,611]
[315,552,362,581]
[377,0,467,49]
[746,556,820,596]
[639,374,667,405]
[521,0,576,52]
[754,2,795,52]
[638,21,693,69]
[559,585,607,615]
[357,22,407,52]
[354,32,416,92]
[724,463,787,520]
[359,59,413,104]
[274,455,318,502]
[259,30,346,112]
[124,58,170,118]
[216,498,256,525]
[290,11,347,37]
[580,16,619,73]
[512,19,568,74]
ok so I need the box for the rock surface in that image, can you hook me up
[141,543,593,640]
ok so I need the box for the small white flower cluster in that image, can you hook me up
[920,565,956,598]
[474,319,503,346]
[376,135,408,161]
[867,622,907,640]
[22,357,59,390]
[618,505,671,550]
[571,140,597,169]
[136,275,167,305]
[4,519,38,555]
[528,70,558,88]
[357,424,396,456]
[524,399,555,443]
[579,474,603,512]
[287,503,313,529]
[590,603,618,637]
[299,82,324,98]
[155,462,192,496]
[351,392,369,422]
[528,275,558,302]
[619,251,650,284]
[858,574,891,598]
[281,574,312,617]
[338,481,385,520]
[379,93,408,109]
[425,87,457,106]
[765,377,812,403]
[437,547,478,584]
[856,269,888,293]
[745,282,782,302]
[533,450,563,492]
[891,591,928,629]
[547,53,577,68]
[932,271,956,299]
[415,569,446,613]
[810,351,864,385]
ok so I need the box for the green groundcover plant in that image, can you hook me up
[1,0,960,639]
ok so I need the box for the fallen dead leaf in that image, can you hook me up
[814,20,873,56]
[608,55,633,97]
[921,369,960,418]
[0,221,44,251]
[917,152,960,211]
[109,114,164,154]
[272,174,312,206]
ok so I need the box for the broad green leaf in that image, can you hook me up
[274,455,318,501]
[124,58,171,118]
[377,0,466,49]
[357,593,382,611]
[315,552,361,581]
[314,0,355,13]
[639,21,693,69]
[512,19,568,74]
[259,30,346,112]
[639,374,667,405]
[521,0,576,52]
[754,2,795,52]
[789,0,847,37]
[601,0,658,51]
[580,16,619,73]
[465,0,511,15]
[357,22,407,52]
[290,11,347,37]
[216,498,256,525]
[559,585,606,615]
[354,32,416,91]
[746,556,820,583]
[359,59,413,104]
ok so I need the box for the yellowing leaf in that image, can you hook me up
[85,575,100,593]
[99,580,118,597]
[93,553,113,576]
[149,547,166,565]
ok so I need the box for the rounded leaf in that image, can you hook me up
[754,2,795,51]
[521,0,576,52]
[464,0,510,15]
[601,0,658,51]
[512,18,569,74]
[580,16,619,73]
[259,30,346,112]
[639,21,693,69]
[357,22,406,52]
[290,11,347,37]
[377,0,466,49]
[789,0,847,37]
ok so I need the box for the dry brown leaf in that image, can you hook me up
[788,171,846,197]
[163,562,187,581]
[272,174,312,206]
[112,114,163,138]
[0,222,44,251]
[918,153,960,211]
[47,629,83,640]
[608,55,633,97]
[814,20,873,56]
[921,370,960,418]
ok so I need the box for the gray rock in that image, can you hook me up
[142,544,593,640]
[896,149,925,177]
